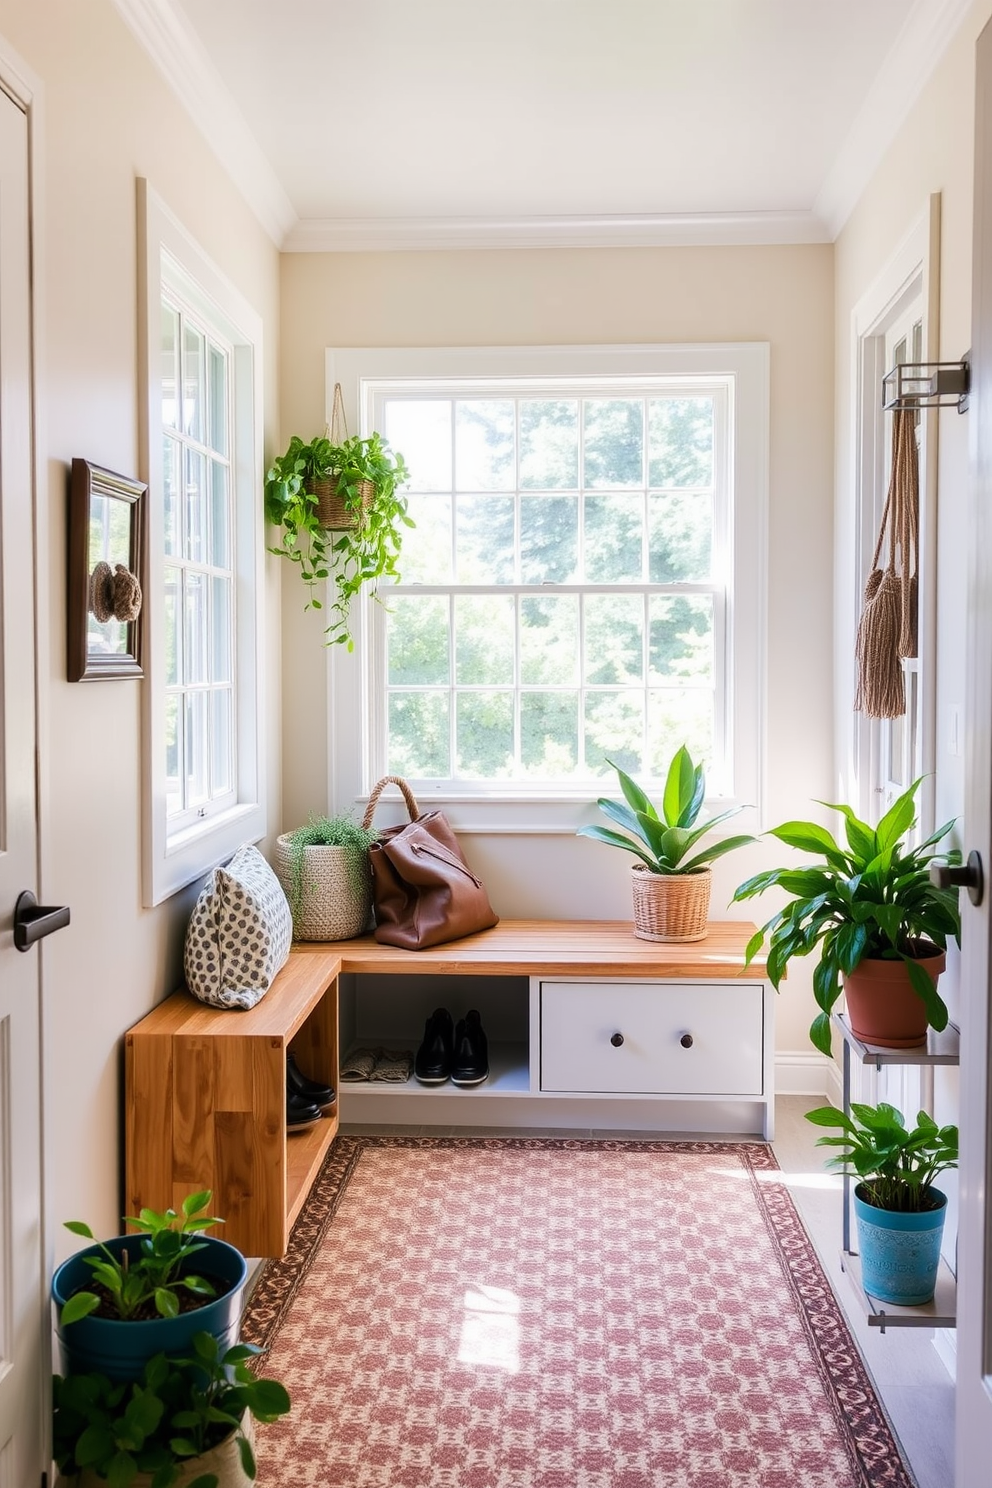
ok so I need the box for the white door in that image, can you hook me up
[0,81,45,1487]
[957,17,992,1483]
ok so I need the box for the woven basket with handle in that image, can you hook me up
[630,864,711,942]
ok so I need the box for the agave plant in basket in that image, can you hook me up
[577,747,756,941]
[732,778,961,1056]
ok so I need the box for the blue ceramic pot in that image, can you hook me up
[854,1184,947,1306]
[52,1234,248,1381]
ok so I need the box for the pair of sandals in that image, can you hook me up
[286,1050,336,1131]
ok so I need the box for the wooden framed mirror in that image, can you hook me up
[68,458,146,681]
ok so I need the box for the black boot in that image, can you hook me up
[414,1008,454,1085]
[287,1050,337,1114]
[451,1010,489,1087]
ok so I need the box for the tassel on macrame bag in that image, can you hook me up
[855,408,919,718]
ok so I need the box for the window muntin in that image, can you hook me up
[161,290,236,829]
[374,382,729,792]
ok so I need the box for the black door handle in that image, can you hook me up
[13,890,70,951]
[930,851,984,907]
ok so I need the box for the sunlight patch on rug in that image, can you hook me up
[243,1137,915,1488]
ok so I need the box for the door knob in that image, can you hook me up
[930,851,983,907]
[13,890,70,951]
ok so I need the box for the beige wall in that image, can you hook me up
[0,0,281,1251]
[279,244,836,1054]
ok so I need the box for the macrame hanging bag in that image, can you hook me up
[854,407,919,718]
[310,382,374,531]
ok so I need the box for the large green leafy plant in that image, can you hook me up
[577,746,755,873]
[264,430,412,650]
[60,1192,223,1325]
[805,1100,958,1213]
[52,1331,291,1488]
[732,780,960,1056]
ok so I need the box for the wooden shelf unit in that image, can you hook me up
[125,950,341,1259]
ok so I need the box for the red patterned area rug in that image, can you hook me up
[242,1136,915,1488]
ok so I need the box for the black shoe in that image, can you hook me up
[287,1087,323,1131]
[414,1007,454,1085]
[287,1050,337,1114]
[451,1009,489,1086]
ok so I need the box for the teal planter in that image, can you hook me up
[52,1234,247,1381]
[854,1185,948,1306]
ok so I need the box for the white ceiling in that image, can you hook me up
[116,0,973,250]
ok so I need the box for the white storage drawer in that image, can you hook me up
[540,980,764,1096]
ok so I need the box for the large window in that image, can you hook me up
[139,182,266,905]
[330,345,767,832]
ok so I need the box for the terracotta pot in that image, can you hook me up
[630,864,711,942]
[842,948,946,1048]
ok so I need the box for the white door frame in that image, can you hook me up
[956,17,992,1481]
[0,32,50,1487]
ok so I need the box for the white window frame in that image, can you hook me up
[327,343,768,834]
[138,180,266,905]
[845,199,939,836]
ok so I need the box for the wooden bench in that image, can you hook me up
[126,920,768,1257]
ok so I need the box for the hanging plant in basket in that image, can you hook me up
[264,385,412,651]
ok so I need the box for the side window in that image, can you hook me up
[139,182,266,906]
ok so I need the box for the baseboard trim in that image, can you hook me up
[776,1050,842,1103]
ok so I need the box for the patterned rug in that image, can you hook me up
[242,1137,914,1488]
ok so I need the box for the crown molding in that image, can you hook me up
[815,0,975,238]
[282,210,831,254]
[112,0,295,246]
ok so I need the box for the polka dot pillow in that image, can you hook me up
[184,844,292,1010]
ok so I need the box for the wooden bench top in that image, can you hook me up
[298,918,765,980]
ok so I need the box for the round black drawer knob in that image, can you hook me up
[610,1032,624,1047]
[680,1033,694,1049]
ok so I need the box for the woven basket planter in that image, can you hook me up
[66,1417,254,1487]
[308,475,374,531]
[274,834,373,941]
[630,864,711,942]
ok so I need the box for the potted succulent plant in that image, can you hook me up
[732,778,960,1055]
[577,746,755,941]
[52,1330,291,1488]
[272,813,379,941]
[805,1100,958,1305]
[52,1193,248,1383]
[264,428,412,651]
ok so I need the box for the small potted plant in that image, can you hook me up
[264,427,412,651]
[273,813,379,941]
[732,778,960,1055]
[52,1330,291,1488]
[805,1100,958,1306]
[577,746,755,941]
[52,1192,248,1383]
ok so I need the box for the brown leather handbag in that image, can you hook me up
[362,776,499,949]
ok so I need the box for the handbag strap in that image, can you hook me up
[362,775,421,829]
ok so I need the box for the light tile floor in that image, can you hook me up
[343,1095,955,1487]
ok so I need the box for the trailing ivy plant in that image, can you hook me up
[264,431,412,650]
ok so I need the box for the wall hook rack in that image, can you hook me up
[882,356,970,413]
